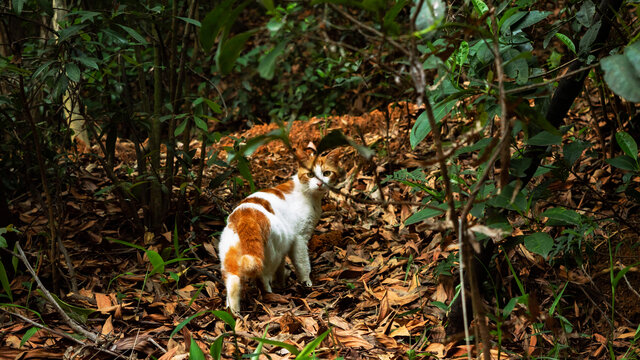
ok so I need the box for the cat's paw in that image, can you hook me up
[303,280,313,287]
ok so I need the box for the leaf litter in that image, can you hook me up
[2,101,640,359]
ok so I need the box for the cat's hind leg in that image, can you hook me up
[225,274,242,315]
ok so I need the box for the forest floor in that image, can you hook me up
[2,101,640,359]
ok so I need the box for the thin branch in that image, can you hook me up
[14,243,99,342]
[0,308,121,357]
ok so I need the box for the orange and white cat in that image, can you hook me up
[218,151,342,314]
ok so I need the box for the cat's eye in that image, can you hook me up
[323,170,333,177]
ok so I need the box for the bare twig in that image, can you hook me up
[14,243,99,342]
[0,308,121,357]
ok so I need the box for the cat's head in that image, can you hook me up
[296,149,344,195]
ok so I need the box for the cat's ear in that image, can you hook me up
[295,148,314,165]
[325,149,341,164]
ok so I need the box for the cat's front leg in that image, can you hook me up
[289,237,312,287]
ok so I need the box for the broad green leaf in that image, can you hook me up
[471,0,488,15]
[540,207,582,226]
[203,98,222,114]
[563,140,590,166]
[73,56,99,70]
[526,131,562,146]
[410,100,456,148]
[236,157,256,192]
[12,0,26,14]
[297,330,330,360]
[601,50,640,102]
[524,232,553,259]
[117,24,148,44]
[511,11,551,33]
[555,33,576,54]
[57,25,88,43]
[549,282,568,315]
[39,291,94,324]
[210,333,230,359]
[200,0,234,52]
[579,20,601,55]
[455,41,469,67]
[65,63,81,82]
[499,11,527,35]
[576,0,595,27]
[0,261,12,302]
[177,16,201,27]
[383,0,408,34]
[20,327,38,348]
[216,30,256,75]
[175,119,188,136]
[190,338,206,360]
[145,250,164,275]
[412,0,445,31]
[193,115,208,132]
[404,204,447,225]
[170,311,206,340]
[211,310,236,328]
[606,155,639,171]
[615,131,638,160]
[258,40,288,80]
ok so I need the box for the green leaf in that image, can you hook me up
[316,129,374,160]
[579,20,601,55]
[612,261,640,288]
[576,0,595,27]
[410,100,456,148]
[203,99,222,114]
[563,140,590,166]
[404,204,447,225]
[73,56,99,70]
[455,41,469,67]
[601,51,640,102]
[106,237,146,251]
[20,327,38,348]
[145,250,164,275]
[526,131,562,146]
[193,115,208,132]
[210,333,230,359]
[190,338,206,360]
[383,0,408,34]
[175,119,188,137]
[297,330,330,360]
[259,40,288,80]
[170,311,206,340]
[57,24,88,43]
[12,0,26,14]
[555,33,576,54]
[412,0,445,31]
[177,16,201,27]
[0,261,13,302]
[236,157,255,192]
[606,155,639,171]
[211,310,236,328]
[39,291,95,324]
[470,0,488,15]
[511,11,551,33]
[117,24,148,44]
[549,282,568,316]
[524,232,553,259]
[251,337,300,356]
[200,0,234,52]
[541,207,582,226]
[616,131,638,160]
[216,30,256,75]
[65,63,81,82]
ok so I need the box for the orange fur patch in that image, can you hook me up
[275,180,295,194]
[227,208,271,277]
[261,188,285,199]
[240,197,274,214]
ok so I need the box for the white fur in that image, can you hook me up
[219,164,331,314]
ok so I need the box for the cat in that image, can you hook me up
[218,150,343,314]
